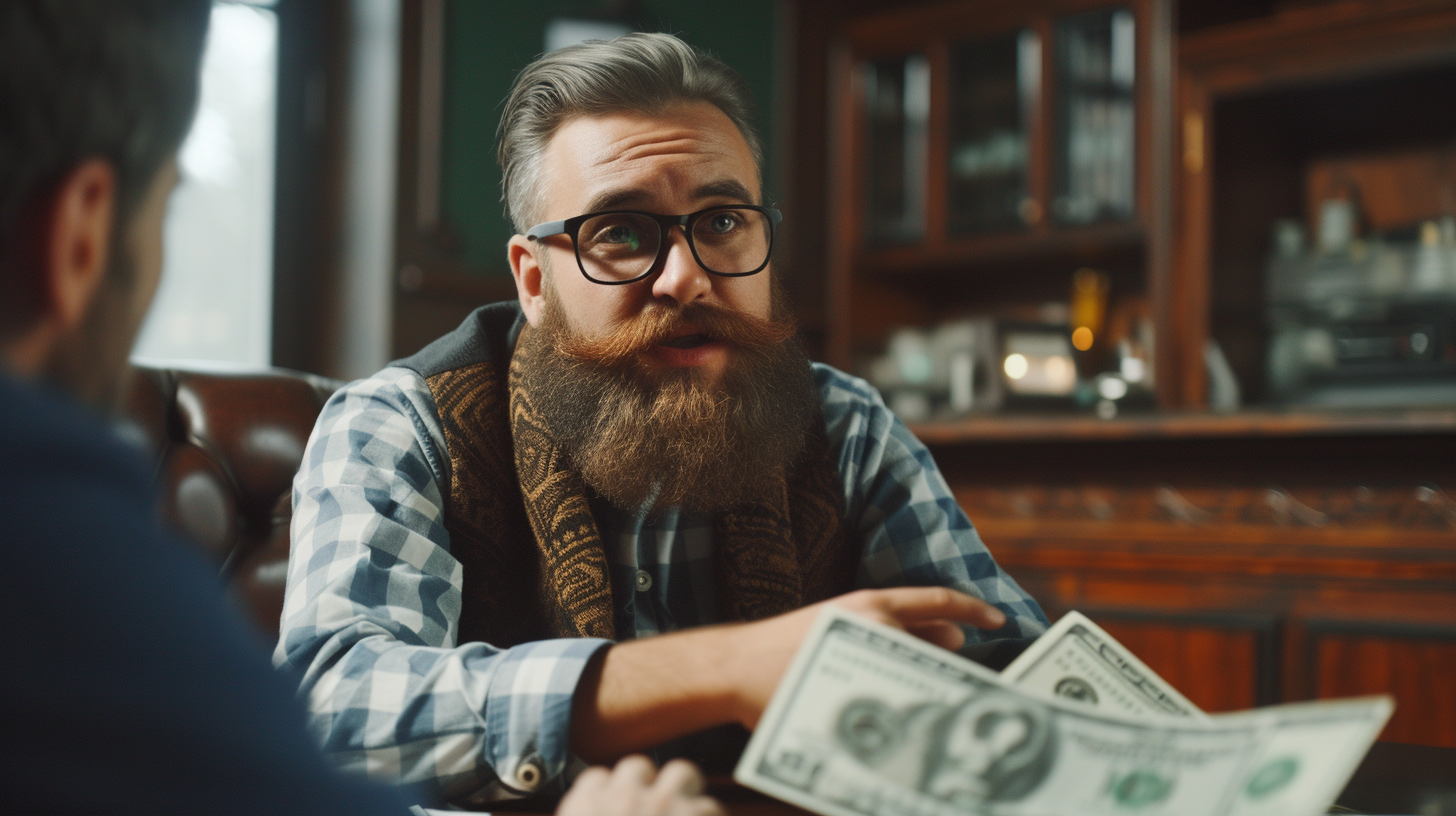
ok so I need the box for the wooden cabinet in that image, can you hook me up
[817,0,1175,393]
[929,420,1456,745]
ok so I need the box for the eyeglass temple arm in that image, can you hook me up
[524,219,569,241]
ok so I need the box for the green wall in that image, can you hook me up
[441,0,780,276]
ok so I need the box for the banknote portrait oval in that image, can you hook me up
[1053,676,1098,704]
[919,692,1058,804]
[835,698,903,764]
[1244,755,1299,799]
[1110,770,1174,807]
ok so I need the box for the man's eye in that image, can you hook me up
[596,225,641,249]
[707,212,741,234]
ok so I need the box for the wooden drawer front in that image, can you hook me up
[1094,617,1264,713]
[1307,623,1456,748]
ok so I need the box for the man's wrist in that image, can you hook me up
[568,624,750,761]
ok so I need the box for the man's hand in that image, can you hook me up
[557,756,724,816]
[722,587,1007,728]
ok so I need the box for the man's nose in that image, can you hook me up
[650,226,712,305]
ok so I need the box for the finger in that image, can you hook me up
[682,795,729,816]
[557,766,611,816]
[857,587,1006,630]
[609,754,658,788]
[652,759,705,797]
[570,766,612,793]
[905,619,966,651]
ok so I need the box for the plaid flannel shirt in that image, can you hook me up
[274,362,1047,806]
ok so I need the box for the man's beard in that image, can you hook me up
[519,285,820,514]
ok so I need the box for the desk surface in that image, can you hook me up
[1334,741,1456,814]
[697,741,1456,816]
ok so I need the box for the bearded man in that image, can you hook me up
[276,32,1047,808]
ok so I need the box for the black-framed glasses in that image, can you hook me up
[525,205,783,285]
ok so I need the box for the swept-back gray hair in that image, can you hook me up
[497,32,763,233]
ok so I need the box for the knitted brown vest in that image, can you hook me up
[396,303,857,647]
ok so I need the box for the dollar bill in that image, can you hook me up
[1002,610,1208,720]
[736,608,1391,816]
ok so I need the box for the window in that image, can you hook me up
[132,1,278,366]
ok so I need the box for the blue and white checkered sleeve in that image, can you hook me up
[273,367,609,806]
[814,364,1049,641]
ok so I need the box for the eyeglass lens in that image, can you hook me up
[575,207,772,282]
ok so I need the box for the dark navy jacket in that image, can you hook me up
[0,371,410,814]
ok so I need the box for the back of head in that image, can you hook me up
[0,0,211,332]
[497,31,763,233]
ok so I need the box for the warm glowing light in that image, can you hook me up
[1004,353,1029,380]
[1071,326,1094,351]
[1045,355,1074,389]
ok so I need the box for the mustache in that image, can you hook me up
[554,301,798,367]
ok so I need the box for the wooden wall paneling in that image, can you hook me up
[823,36,859,371]
[1169,71,1208,408]
[390,0,518,359]
[1142,0,1178,409]
[777,0,830,358]
[394,0,441,258]
[272,0,351,375]
[846,275,938,355]
[1028,12,1054,237]
[1179,1,1456,97]
[839,2,1050,58]
[1305,145,1456,235]
[924,39,949,254]
[1304,620,1456,748]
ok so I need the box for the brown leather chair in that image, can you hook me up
[120,364,343,639]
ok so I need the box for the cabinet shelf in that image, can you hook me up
[908,407,1456,444]
[860,220,1143,276]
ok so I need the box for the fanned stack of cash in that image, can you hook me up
[736,609,1392,816]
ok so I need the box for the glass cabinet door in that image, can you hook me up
[947,30,1040,235]
[863,54,931,244]
[1054,7,1136,226]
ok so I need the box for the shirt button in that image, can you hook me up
[514,758,543,791]
[634,570,653,593]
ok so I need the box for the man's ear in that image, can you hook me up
[44,159,117,331]
[508,234,545,326]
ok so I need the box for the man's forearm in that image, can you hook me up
[567,587,1008,763]
[569,623,746,763]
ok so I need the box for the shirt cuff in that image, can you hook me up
[481,637,612,797]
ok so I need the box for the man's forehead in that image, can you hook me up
[541,103,761,211]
